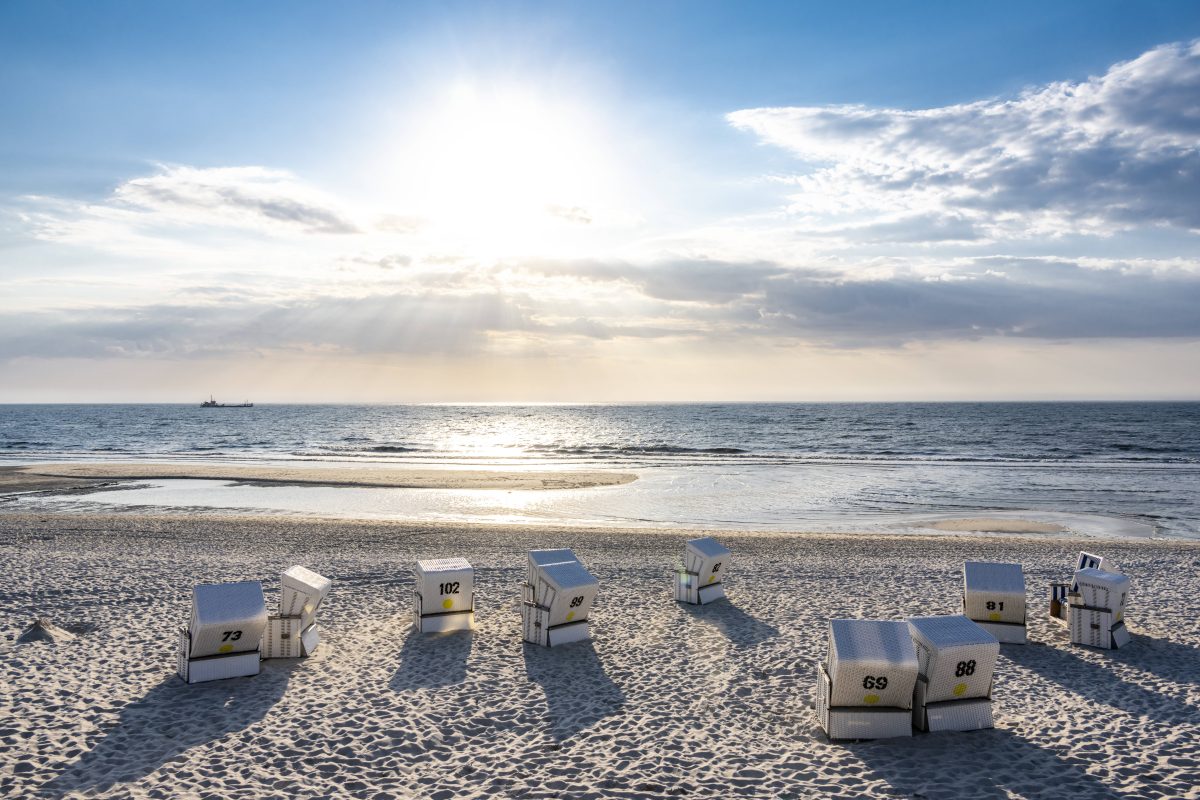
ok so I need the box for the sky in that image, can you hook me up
[3,0,1200,402]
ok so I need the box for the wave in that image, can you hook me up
[526,443,750,456]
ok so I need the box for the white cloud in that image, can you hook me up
[729,39,1200,238]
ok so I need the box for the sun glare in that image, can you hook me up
[394,83,616,254]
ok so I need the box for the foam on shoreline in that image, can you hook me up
[2,463,638,491]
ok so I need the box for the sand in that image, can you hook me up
[2,511,1198,799]
[2,463,639,492]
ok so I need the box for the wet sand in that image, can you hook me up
[1,463,638,492]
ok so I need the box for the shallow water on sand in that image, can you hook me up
[3,403,1197,537]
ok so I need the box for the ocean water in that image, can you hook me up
[2,403,1198,537]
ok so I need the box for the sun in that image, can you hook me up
[391,83,614,253]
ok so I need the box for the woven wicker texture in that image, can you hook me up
[189,581,268,658]
[280,565,331,627]
[907,615,999,704]
[1069,605,1128,649]
[1072,568,1130,617]
[816,665,913,740]
[415,559,474,614]
[526,549,578,585]
[827,620,918,708]
[262,615,305,659]
[963,561,1026,624]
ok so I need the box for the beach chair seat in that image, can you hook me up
[816,620,917,740]
[262,614,320,658]
[908,615,999,732]
[413,557,475,633]
[675,536,730,605]
[523,557,598,647]
[1068,567,1130,650]
[962,561,1027,644]
[178,580,267,683]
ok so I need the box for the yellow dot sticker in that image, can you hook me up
[218,644,233,654]
[708,575,716,583]
[442,598,454,610]
[864,694,880,705]
[566,611,575,621]
[988,612,1001,621]
[953,682,967,696]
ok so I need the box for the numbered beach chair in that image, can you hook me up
[263,565,331,659]
[815,619,918,740]
[962,561,1027,644]
[907,615,999,732]
[523,554,598,647]
[178,580,268,684]
[675,536,730,605]
[1068,567,1130,650]
[413,558,475,633]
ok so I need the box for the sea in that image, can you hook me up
[1,403,1198,538]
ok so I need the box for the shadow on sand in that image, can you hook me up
[1005,640,1196,725]
[849,727,1123,799]
[678,598,779,650]
[523,640,626,741]
[38,663,291,797]
[390,628,473,691]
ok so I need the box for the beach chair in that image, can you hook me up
[412,558,475,633]
[522,555,598,647]
[1049,582,1071,622]
[962,561,1027,644]
[1068,567,1130,650]
[178,580,267,683]
[263,565,331,659]
[1071,552,1108,591]
[815,619,917,740]
[675,536,730,605]
[907,615,999,732]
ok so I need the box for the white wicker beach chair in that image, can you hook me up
[522,558,597,647]
[413,557,475,633]
[178,580,267,683]
[1068,567,1131,649]
[907,615,999,731]
[962,561,1027,644]
[815,620,917,740]
[676,536,731,605]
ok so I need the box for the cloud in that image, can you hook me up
[515,256,1200,344]
[729,39,1200,238]
[3,254,1199,362]
[19,165,359,249]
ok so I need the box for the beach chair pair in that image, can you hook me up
[1050,552,1130,649]
[411,551,601,646]
[816,615,999,740]
[177,565,331,684]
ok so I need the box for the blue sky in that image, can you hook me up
[3,1,1200,400]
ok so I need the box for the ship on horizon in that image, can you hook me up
[200,395,254,408]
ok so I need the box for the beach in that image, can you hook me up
[3,508,1198,799]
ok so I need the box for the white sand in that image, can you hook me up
[4,463,638,491]
[1,512,1198,798]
